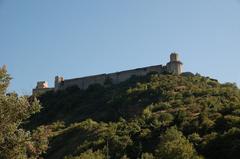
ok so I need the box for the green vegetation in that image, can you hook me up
[26,72,240,159]
[2,66,240,159]
[0,66,50,159]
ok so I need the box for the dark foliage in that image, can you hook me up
[27,73,240,159]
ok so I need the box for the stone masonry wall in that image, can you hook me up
[59,64,165,90]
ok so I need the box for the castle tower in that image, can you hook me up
[166,53,183,75]
[36,81,49,89]
[54,76,64,91]
[32,81,53,95]
[170,53,179,61]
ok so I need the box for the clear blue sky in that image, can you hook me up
[1,0,240,94]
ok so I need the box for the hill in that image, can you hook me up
[27,73,240,159]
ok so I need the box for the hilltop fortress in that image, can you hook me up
[33,53,183,95]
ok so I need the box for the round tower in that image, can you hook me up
[166,53,183,75]
[170,53,179,62]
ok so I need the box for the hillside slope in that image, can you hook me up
[28,73,240,159]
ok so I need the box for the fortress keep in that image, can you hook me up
[32,53,183,95]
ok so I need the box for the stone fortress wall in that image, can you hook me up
[55,64,165,91]
[33,53,183,95]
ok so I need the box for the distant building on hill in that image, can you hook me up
[32,81,53,95]
[32,53,183,95]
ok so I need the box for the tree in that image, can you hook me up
[155,127,202,159]
[65,149,106,159]
[0,65,10,94]
[202,128,240,159]
[141,153,155,159]
[0,66,48,159]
